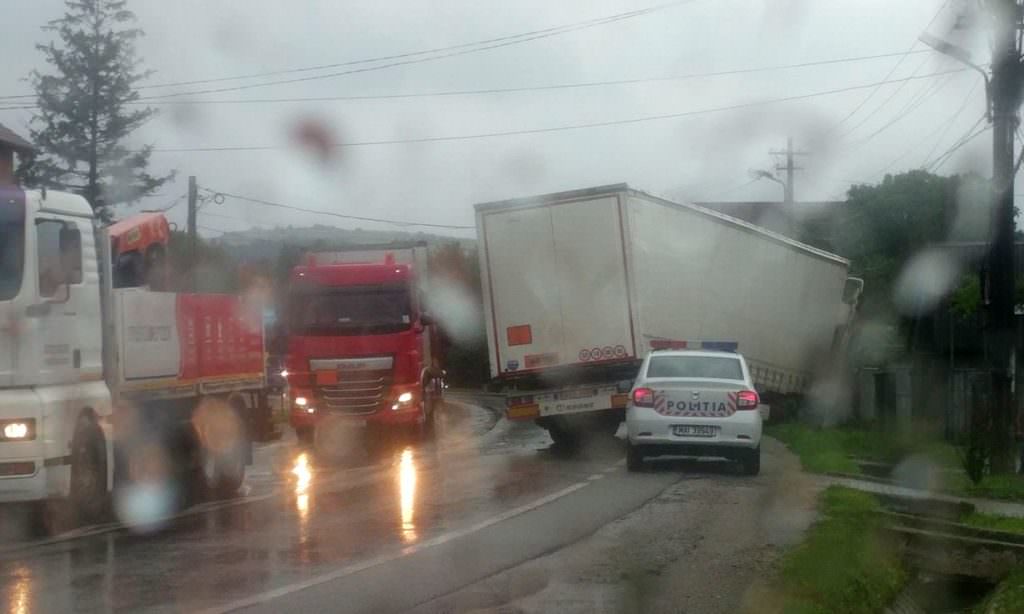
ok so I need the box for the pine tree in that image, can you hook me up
[20,0,172,221]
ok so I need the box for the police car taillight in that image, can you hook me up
[632,387,655,407]
[737,390,759,410]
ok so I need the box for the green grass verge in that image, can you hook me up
[767,423,1024,502]
[975,566,1024,613]
[766,423,961,471]
[961,512,1024,535]
[764,423,861,474]
[963,475,1024,502]
[777,486,907,614]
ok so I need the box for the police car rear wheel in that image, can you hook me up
[626,442,645,472]
[740,446,761,476]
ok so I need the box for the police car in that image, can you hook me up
[626,344,762,474]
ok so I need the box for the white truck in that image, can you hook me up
[474,184,861,445]
[0,186,265,528]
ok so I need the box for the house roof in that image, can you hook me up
[0,123,34,153]
[694,200,843,224]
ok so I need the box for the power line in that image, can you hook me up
[0,50,939,112]
[838,54,935,139]
[145,68,965,154]
[87,2,698,103]
[0,1,695,102]
[873,78,981,176]
[921,85,983,165]
[143,193,186,212]
[203,188,474,230]
[827,0,952,134]
[926,118,990,171]
[847,64,958,150]
[0,49,936,111]
[923,113,986,169]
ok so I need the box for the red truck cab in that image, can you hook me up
[284,245,443,442]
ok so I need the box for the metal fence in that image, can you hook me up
[857,366,994,442]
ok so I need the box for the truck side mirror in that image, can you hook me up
[420,313,435,326]
[842,277,864,306]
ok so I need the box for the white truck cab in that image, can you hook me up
[0,186,113,505]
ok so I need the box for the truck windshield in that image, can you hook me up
[646,355,744,380]
[0,199,25,301]
[290,285,412,335]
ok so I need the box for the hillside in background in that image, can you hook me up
[210,224,475,264]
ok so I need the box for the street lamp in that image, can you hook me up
[749,169,787,199]
[919,32,991,120]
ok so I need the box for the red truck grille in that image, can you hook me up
[317,369,392,415]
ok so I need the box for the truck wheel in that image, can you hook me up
[70,415,109,524]
[296,426,315,446]
[423,387,439,435]
[740,446,761,476]
[626,442,646,473]
[197,402,247,499]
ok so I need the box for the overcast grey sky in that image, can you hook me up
[0,0,993,237]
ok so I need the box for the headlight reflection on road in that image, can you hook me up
[398,447,418,543]
[6,564,31,614]
[292,452,312,519]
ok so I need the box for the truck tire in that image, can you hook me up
[740,446,761,476]
[423,385,439,435]
[197,401,247,499]
[70,415,109,524]
[296,426,315,446]
[626,442,646,472]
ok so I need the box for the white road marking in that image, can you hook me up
[587,474,605,481]
[196,478,598,614]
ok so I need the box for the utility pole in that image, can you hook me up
[187,175,198,291]
[770,137,808,203]
[985,0,1022,472]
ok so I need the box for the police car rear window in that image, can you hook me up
[646,356,743,380]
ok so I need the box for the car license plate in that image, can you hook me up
[672,425,718,437]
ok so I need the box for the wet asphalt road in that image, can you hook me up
[0,396,683,613]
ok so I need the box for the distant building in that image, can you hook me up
[0,123,34,185]
[695,200,843,248]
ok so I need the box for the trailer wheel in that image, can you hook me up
[196,399,247,499]
[543,420,579,449]
[70,415,109,524]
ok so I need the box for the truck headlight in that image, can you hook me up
[391,391,415,411]
[294,396,308,407]
[2,420,34,441]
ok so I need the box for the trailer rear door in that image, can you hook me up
[480,194,634,377]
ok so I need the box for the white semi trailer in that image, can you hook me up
[474,184,861,444]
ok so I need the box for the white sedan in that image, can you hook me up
[626,349,762,474]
